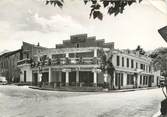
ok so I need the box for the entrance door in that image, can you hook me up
[24,71,26,82]
[69,71,76,86]
[42,72,49,82]
[148,76,152,87]
[33,73,38,86]
[115,73,123,89]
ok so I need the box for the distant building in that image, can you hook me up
[17,34,160,89]
[0,49,21,82]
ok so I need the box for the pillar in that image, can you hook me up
[104,73,108,83]
[93,71,97,87]
[49,67,52,83]
[137,74,140,88]
[113,71,115,87]
[65,71,69,86]
[66,53,69,58]
[76,70,79,86]
[94,49,97,57]
[123,72,127,87]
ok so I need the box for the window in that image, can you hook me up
[122,57,124,67]
[140,75,142,85]
[136,62,138,68]
[117,56,120,66]
[143,76,147,85]
[127,58,129,68]
[149,66,151,73]
[76,43,80,48]
[121,73,123,86]
[152,76,154,83]
[131,59,134,68]
[115,73,124,86]
[115,73,119,86]
[143,64,145,70]
[140,64,145,70]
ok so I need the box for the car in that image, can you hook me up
[0,76,7,85]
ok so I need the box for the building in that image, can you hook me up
[17,34,160,89]
[17,42,47,83]
[112,49,158,89]
[0,49,21,83]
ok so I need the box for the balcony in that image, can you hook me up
[31,57,101,68]
[17,58,32,66]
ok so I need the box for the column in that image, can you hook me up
[66,53,69,58]
[65,71,69,86]
[137,74,140,88]
[76,70,79,86]
[123,72,127,87]
[94,49,97,57]
[93,71,97,87]
[113,71,115,88]
[59,71,62,86]
[49,67,52,83]
[104,73,108,82]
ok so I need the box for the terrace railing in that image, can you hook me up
[30,57,101,68]
[17,58,32,66]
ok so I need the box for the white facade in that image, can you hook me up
[112,49,159,89]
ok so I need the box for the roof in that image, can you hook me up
[0,49,21,58]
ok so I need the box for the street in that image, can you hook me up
[0,85,165,117]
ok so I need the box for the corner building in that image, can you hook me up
[17,34,160,89]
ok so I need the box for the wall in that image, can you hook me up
[56,34,114,49]
[20,65,32,83]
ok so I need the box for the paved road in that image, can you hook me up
[0,85,165,117]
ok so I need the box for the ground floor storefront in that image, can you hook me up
[114,71,156,90]
[19,65,157,89]
[31,67,104,88]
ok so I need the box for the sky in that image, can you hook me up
[0,0,167,52]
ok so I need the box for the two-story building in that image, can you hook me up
[17,34,160,89]
[112,49,157,89]
[18,34,114,87]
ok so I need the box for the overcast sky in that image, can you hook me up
[0,0,167,52]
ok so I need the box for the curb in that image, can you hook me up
[29,86,159,93]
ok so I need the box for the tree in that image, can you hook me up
[45,0,142,20]
[150,48,167,116]
[99,48,115,89]
[150,48,167,97]
[135,45,145,55]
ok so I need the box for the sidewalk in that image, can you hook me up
[29,85,158,92]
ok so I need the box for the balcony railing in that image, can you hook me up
[17,59,32,66]
[31,57,100,68]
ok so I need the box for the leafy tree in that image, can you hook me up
[99,48,115,89]
[135,45,145,55]
[45,0,142,20]
[150,47,167,116]
[150,48,167,98]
